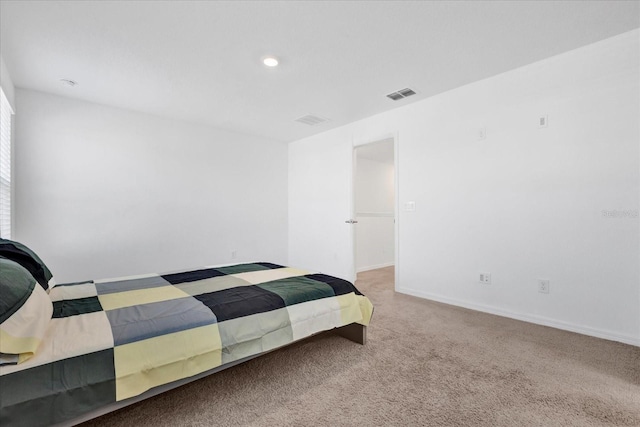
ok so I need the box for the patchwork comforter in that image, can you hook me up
[0,262,373,426]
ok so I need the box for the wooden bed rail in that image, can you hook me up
[336,323,367,345]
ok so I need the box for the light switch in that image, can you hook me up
[405,201,416,212]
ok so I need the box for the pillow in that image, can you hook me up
[0,257,53,364]
[0,238,55,291]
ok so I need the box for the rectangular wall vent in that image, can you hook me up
[295,114,329,126]
[386,87,417,101]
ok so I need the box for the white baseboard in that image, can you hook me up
[356,262,394,273]
[397,286,640,347]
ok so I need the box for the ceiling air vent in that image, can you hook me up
[295,114,329,126]
[386,87,416,101]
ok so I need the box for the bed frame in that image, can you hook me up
[56,323,366,426]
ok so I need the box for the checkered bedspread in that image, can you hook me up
[0,262,373,426]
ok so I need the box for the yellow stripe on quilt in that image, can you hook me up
[356,295,374,326]
[335,293,364,326]
[232,267,311,285]
[0,329,41,361]
[114,323,222,401]
[98,286,189,311]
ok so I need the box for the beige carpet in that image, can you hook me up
[83,267,640,427]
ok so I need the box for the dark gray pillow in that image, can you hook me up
[0,256,37,324]
[0,239,54,291]
[0,256,53,364]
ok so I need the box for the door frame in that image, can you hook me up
[352,132,399,290]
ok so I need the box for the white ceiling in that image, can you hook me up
[1,1,638,143]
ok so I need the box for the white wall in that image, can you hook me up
[355,156,394,272]
[0,55,15,109]
[15,89,288,282]
[289,30,640,346]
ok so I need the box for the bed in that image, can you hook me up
[0,239,373,427]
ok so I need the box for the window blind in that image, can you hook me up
[0,87,13,239]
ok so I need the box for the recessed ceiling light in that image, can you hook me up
[60,79,78,87]
[263,57,279,67]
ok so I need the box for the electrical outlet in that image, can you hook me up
[538,115,548,128]
[231,250,237,260]
[479,272,491,284]
[478,127,487,140]
[538,279,550,294]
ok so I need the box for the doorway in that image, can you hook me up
[353,138,396,281]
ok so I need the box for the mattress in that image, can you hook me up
[0,262,373,426]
